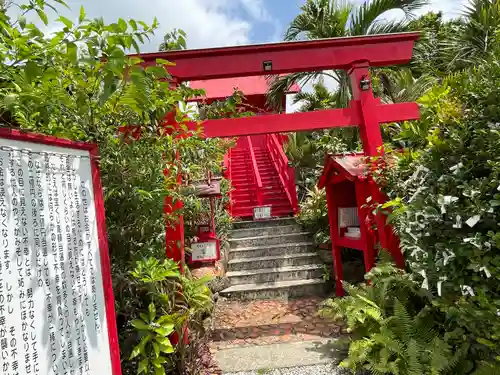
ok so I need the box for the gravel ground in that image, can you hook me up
[225,364,351,375]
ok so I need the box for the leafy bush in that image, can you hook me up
[330,53,500,375]
[0,1,232,374]
[321,263,468,375]
[297,186,330,245]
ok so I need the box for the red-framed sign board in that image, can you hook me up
[0,129,121,375]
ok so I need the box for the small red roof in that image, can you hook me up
[188,76,300,102]
[318,153,366,188]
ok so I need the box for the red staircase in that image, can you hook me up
[226,134,299,219]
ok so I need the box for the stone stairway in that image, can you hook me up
[220,218,325,300]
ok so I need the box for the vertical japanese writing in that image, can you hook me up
[80,181,91,375]
[0,154,9,375]
[45,154,58,373]
[8,151,18,375]
[81,182,99,334]
[17,152,32,375]
[56,156,68,375]
[28,154,40,375]
[0,144,111,375]
[72,165,87,375]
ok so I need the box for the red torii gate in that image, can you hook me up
[132,32,421,277]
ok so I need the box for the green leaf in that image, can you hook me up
[129,19,138,31]
[159,342,174,354]
[148,303,156,321]
[66,42,78,63]
[155,58,175,67]
[138,358,148,374]
[154,325,174,336]
[18,16,26,29]
[154,366,165,375]
[79,6,86,23]
[58,16,73,29]
[131,319,150,331]
[36,9,48,25]
[118,18,128,32]
[24,61,40,83]
[129,335,150,359]
[477,338,496,348]
[3,93,18,107]
[153,342,160,358]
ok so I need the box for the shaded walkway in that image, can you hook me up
[209,297,344,349]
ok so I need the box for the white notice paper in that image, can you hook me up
[253,206,271,220]
[0,138,112,375]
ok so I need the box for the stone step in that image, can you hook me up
[232,217,297,229]
[228,242,314,260]
[226,264,323,285]
[230,232,311,249]
[228,253,320,271]
[220,278,325,300]
[229,224,300,238]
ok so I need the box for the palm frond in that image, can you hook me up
[349,0,429,36]
[265,71,325,112]
[285,0,353,41]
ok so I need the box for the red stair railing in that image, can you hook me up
[223,147,233,216]
[266,134,299,214]
[247,136,263,206]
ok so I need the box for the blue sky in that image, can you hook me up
[44,0,469,52]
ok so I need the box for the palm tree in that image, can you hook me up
[444,0,500,70]
[266,0,428,110]
[292,78,339,111]
[159,28,187,51]
[376,68,437,104]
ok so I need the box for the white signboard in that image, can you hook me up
[191,241,217,261]
[253,206,271,220]
[0,135,115,375]
[338,207,359,228]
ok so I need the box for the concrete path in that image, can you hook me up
[215,338,343,373]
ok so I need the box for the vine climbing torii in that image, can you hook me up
[132,32,421,291]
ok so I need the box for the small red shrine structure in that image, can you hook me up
[187,176,222,265]
[318,153,404,296]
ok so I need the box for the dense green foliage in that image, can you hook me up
[0,1,234,374]
[281,1,500,374]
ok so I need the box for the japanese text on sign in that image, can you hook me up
[0,138,112,375]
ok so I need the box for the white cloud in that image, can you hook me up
[16,0,278,52]
[417,0,470,19]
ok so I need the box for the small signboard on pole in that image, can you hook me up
[253,205,272,220]
[0,130,121,375]
[190,241,219,262]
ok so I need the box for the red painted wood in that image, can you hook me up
[326,186,344,297]
[189,76,300,102]
[247,136,263,206]
[355,182,376,273]
[200,101,419,138]
[265,134,299,214]
[133,33,419,81]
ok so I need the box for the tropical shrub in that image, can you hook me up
[321,263,469,375]
[0,1,231,374]
[328,50,500,375]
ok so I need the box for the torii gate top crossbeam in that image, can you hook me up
[132,32,420,81]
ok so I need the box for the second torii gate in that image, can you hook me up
[133,32,421,278]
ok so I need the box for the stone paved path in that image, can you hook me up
[209,297,343,350]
